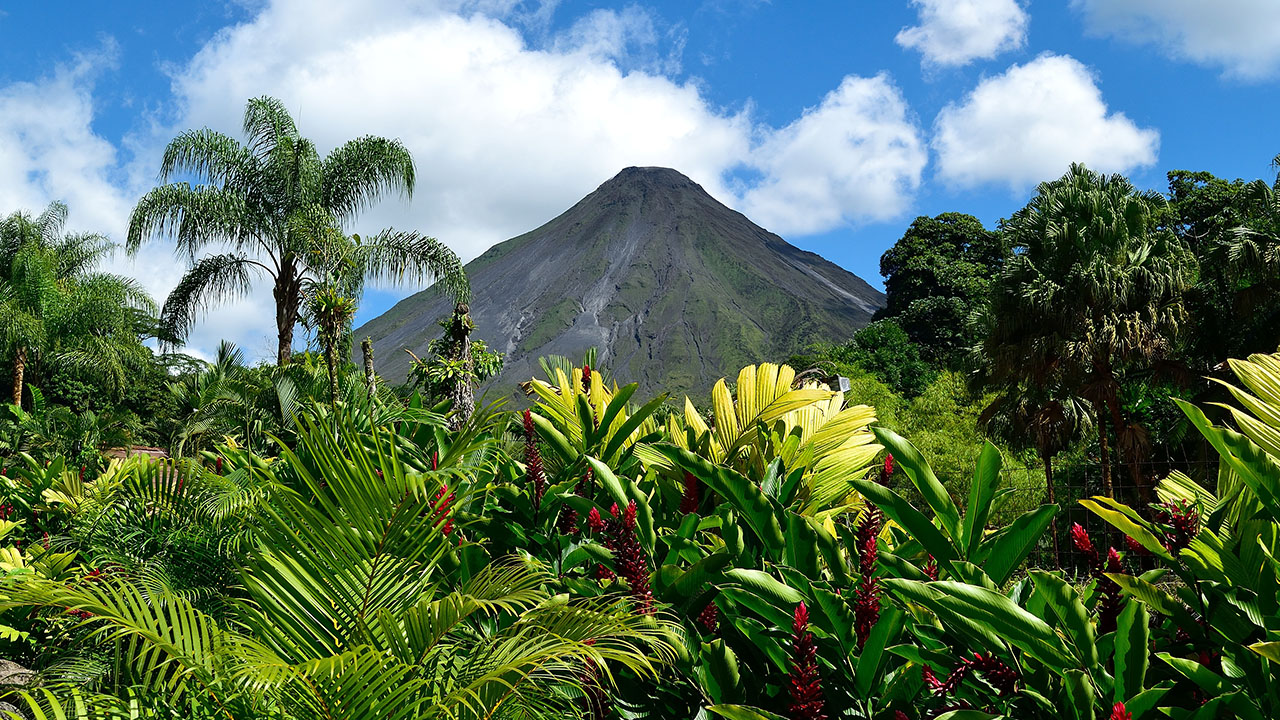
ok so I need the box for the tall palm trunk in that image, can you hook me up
[361,337,376,402]
[446,303,475,430]
[1092,400,1115,498]
[11,346,26,407]
[1106,391,1149,500]
[274,262,300,366]
[1040,447,1061,567]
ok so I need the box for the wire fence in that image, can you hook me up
[1026,457,1219,576]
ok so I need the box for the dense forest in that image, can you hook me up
[3,98,1280,718]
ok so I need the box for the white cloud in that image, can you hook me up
[932,54,1159,190]
[0,43,192,321]
[1072,0,1280,80]
[742,75,926,234]
[5,0,927,360]
[896,0,1028,67]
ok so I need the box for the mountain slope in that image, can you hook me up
[356,167,884,395]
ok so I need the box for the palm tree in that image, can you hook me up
[1225,154,1280,322]
[127,96,470,365]
[979,164,1194,498]
[1,202,158,406]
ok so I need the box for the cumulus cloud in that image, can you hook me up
[742,75,926,234]
[932,54,1159,190]
[5,0,928,359]
[1072,0,1280,80]
[896,0,1028,67]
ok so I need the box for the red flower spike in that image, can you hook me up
[894,713,910,720]
[922,556,939,581]
[215,456,223,475]
[587,507,607,533]
[922,665,944,693]
[557,506,580,537]
[1110,702,1132,720]
[604,499,653,614]
[582,365,592,393]
[522,411,547,508]
[679,471,700,515]
[697,601,719,634]
[854,505,883,648]
[1154,500,1200,552]
[882,453,894,480]
[787,602,827,720]
[594,564,616,581]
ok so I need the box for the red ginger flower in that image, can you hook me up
[679,471,700,515]
[697,601,719,634]
[604,500,653,614]
[788,602,827,720]
[922,555,939,581]
[854,505,882,648]
[522,411,548,509]
[587,507,607,533]
[1154,499,1200,552]
[1110,702,1132,720]
[893,713,910,720]
[582,365,592,393]
[881,453,894,483]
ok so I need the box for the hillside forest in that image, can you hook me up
[2,97,1280,718]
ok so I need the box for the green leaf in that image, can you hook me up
[975,504,1058,586]
[707,705,787,720]
[873,426,962,542]
[588,383,637,449]
[1114,599,1149,703]
[1030,570,1097,669]
[886,579,1077,672]
[601,394,670,464]
[723,569,803,605]
[1062,669,1095,720]
[784,513,820,578]
[701,640,743,704]
[1248,641,1280,662]
[962,441,1003,556]
[855,605,903,698]
[1158,653,1226,697]
[529,412,577,464]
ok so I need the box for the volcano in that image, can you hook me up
[355,167,884,395]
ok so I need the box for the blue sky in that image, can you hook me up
[3,1,1280,359]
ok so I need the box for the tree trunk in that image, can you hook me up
[324,337,339,407]
[1042,449,1061,569]
[274,264,298,366]
[1107,391,1148,501]
[11,346,25,407]
[446,303,475,430]
[1093,401,1115,499]
[361,337,376,402]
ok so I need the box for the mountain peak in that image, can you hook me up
[599,166,703,194]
